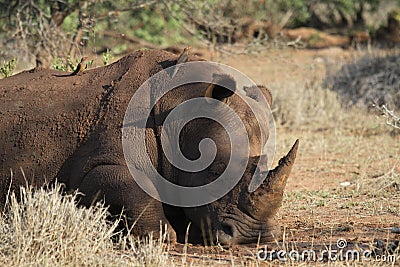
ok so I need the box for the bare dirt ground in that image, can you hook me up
[167,47,400,266]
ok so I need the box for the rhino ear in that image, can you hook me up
[244,85,272,106]
[205,73,236,101]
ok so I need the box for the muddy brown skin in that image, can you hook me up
[0,49,298,244]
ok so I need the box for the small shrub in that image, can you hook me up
[103,49,113,66]
[0,58,16,78]
[324,53,400,111]
[52,57,93,72]
[52,57,68,71]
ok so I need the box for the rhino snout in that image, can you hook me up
[216,222,236,244]
[216,219,278,245]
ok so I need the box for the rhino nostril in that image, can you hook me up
[221,223,234,237]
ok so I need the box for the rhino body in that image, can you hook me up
[0,50,298,244]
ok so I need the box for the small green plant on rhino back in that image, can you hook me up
[53,56,75,72]
[1,58,16,78]
[52,57,68,71]
[87,59,94,68]
[103,49,112,66]
[53,57,93,72]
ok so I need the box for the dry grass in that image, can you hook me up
[0,184,172,266]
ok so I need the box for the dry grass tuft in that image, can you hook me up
[272,79,348,128]
[0,184,171,266]
[0,184,124,265]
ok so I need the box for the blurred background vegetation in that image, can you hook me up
[0,0,399,70]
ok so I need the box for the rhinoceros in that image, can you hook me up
[0,49,298,244]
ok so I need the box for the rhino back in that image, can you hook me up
[0,68,99,197]
[0,50,178,205]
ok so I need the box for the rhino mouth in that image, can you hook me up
[216,211,278,245]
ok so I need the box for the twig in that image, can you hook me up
[374,103,400,130]
[287,35,305,48]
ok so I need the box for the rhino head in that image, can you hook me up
[166,73,299,244]
[181,142,298,244]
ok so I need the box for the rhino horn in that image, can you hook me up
[264,139,299,192]
[251,139,299,217]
